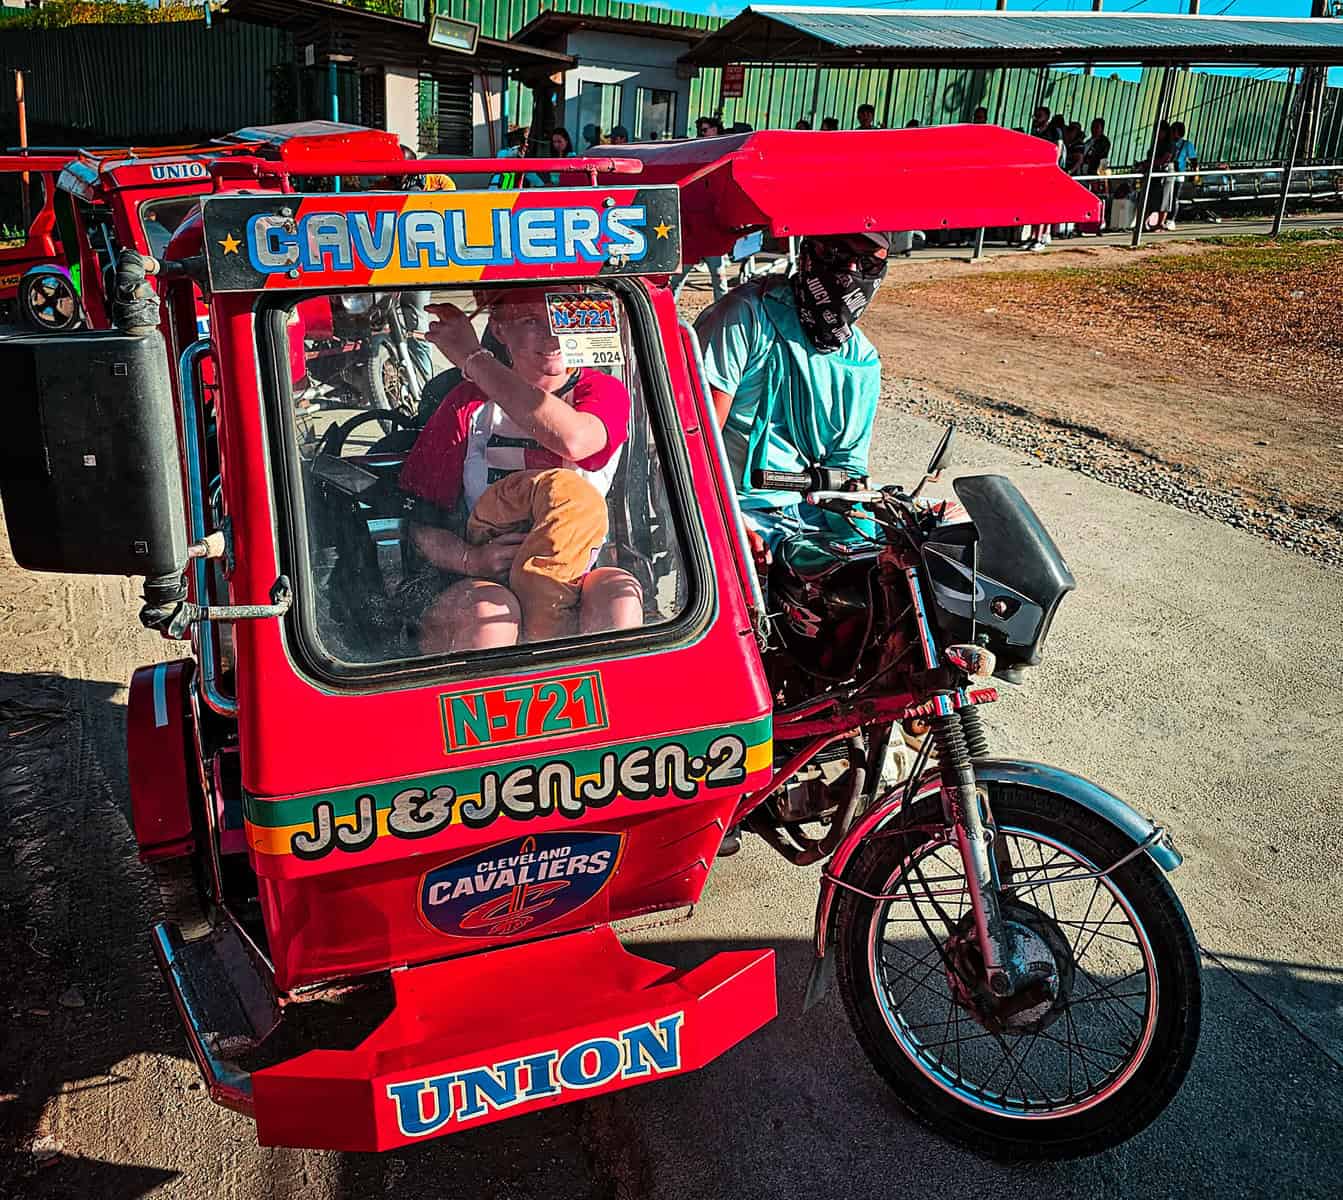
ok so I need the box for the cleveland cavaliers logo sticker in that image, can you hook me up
[419,831,623,938]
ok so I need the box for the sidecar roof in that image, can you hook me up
[599,127,1099,263]
[56,122,402,202]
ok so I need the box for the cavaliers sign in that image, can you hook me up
[418,831,623,939]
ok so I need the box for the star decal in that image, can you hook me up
[219,233,241,255]
[653,221,673,240]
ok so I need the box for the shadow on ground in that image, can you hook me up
[2,667,1340,1200]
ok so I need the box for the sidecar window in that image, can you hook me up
[270,281,704,680]
[137,197,201,258]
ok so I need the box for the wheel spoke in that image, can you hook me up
[868,820,1161,1119]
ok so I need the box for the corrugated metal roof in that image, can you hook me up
[684,8,1343,67]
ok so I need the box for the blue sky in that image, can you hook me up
[680,1,1325,16]
[672,1,1341,83]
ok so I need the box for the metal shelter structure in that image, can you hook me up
[682,9,1343,70]
[683,8,1343,245]
[219,0,573,154]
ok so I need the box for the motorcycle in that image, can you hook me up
[745,429,1201,1159]
[300,291,432,430]
[0,127,1196,1161]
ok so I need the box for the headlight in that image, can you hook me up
[339,293,374,315]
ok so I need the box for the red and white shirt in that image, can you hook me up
[400,370,631,512]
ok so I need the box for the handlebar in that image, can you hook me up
[751,467,857,493]
[807,489,887,506]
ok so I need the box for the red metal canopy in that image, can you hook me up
[598,127,1099,263]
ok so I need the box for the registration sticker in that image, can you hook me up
[546,292,624,369]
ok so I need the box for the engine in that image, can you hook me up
[767,738,856,825]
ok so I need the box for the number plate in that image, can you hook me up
[440,671,609,753]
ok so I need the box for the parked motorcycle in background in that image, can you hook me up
[297,290,432,431]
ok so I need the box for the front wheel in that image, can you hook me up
[834,781,1201,1160]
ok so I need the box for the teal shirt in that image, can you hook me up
[694,279,881,513]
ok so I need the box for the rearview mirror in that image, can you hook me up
[927,424,956,478]
[0,329,187,582]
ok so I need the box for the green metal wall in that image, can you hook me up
[405,0,1342,164]
[692,64,1343,166]
[408,0,714,37]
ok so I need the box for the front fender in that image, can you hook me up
[810,758,1183,969]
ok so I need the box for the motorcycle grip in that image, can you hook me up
[752,469,814,492]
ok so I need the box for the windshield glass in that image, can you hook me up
[138,196,200,257]
[277,283,694,670]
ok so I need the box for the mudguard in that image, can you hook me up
[128,659,196,862]
[804,759,1183,1007]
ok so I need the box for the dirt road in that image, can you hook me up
[0,533,625,1200]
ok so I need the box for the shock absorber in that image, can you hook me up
[960,705,991,759]
[930,709,1013,994]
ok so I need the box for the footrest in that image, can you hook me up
[252,926,776,1150]
[152,921,279,1116]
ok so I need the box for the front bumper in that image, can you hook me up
[155,920,776,1151]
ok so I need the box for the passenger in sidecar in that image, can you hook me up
[290,282,683,668]
[399,287,644,651]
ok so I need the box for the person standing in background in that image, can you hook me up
[1081,117,1112,235]
[1025,110,1065,251]
[856,103,878,130]
[545,127,577,186]
[1083,117,1111,176]
[489,126,543,189]
[1165,121,1198,230]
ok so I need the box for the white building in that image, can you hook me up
[513,13,705,145]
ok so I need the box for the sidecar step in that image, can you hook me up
[151,921,280,1117]
[250,926,776,1151]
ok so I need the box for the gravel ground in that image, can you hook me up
[882,380,1343,573]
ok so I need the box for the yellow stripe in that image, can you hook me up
[246,739,773,857]
[359,191,519,288]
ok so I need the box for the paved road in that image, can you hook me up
[3,408,1339,1198]
[617,406,1343,1199]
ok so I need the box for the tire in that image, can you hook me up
[18,266,83,332]
[834,781,1201,1160]
[362,337,416,434]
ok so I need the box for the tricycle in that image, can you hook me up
[0,126,1199,1161]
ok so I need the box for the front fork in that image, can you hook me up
[929,707,1019,996]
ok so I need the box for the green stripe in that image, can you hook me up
[245,715,773,828]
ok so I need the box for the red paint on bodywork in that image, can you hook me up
[252,925,776,1151]
[598,126,1100,264]
[258,791,739,988]
[206,277,772,990]
[128,660,196,861]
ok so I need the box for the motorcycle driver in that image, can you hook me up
[694,232,889,564]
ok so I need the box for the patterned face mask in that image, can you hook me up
[791,238,888,353]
